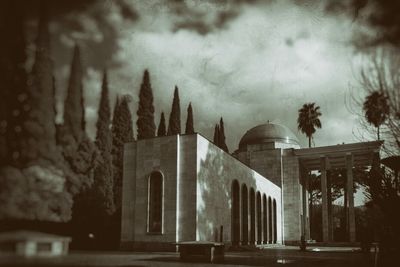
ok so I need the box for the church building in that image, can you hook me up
[120,123,382,250]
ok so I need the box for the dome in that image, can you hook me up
[239,123,299,150]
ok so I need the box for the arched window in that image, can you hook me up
[241,184,248,245]
[250,188,256,244]
[268,196,272,243]
[231,180,240,245]
[148,171,163,233]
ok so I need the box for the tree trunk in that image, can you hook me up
[377,126,380,140]
[309,136,311,148]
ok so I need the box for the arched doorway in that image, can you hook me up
[232,180,240,245]
[250,188,256,244]
[268,196,272,243]
[241,184,248,245]
[256,192,262,244]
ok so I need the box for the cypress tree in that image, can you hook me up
[1,0,29,166]
[63,45,85,141]
[213,124,220,146]
[167,86,181,135]
[1,4,75,221]
[136,69,155,139]
[219,117,229,152]
[93,70,115,216]
[185,102,194,134]
[157,112,166,136]
[112,94,134,213]
[58,45,97,195]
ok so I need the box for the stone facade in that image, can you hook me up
[282,149,304,244]
[120,123,380,249]
[120,134,282,250]
[233,127,305,245]
[234,146,304,244]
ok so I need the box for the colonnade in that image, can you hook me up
[303,154,357,242]
[232,180,277,245]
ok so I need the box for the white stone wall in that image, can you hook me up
[196,135,282,244]
[121,134,283,249]
[282,149,302,243]
[121,136,180,247]
[176,135,198,242]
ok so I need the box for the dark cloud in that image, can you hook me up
[285,38,294,47]
[173,21,211,35]
[169,1,243,35]
[215,9,240,28]
[325,0,400,48]
[117,0,139,21]
[20,0,137,21]
[11,0,364,152]
[23,0,138,72]
[285,30,310,47]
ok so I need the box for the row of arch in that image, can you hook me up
[232,180,277,245]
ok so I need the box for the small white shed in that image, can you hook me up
[0,231,71,257]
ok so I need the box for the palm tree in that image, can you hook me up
[297,103,322,148]
[363,90,389,140]
[297,103,322,241]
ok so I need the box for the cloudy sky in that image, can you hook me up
[27,0,377,153]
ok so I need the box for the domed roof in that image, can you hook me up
[239,123,299,149]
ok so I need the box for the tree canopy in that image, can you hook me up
[93,70,115,217]
[297,103,322,147]
[363,90,390,140]
[136,70,156,139]
[112,94,134,212]
[185,103,194,134]
[157,112,166,136]
[167,86,181,135]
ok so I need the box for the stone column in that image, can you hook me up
[346,154,356,242]
[271,201,275,244]
[247,190,251,245]
[321,157,329,242]
[301,168,308,239]
[255,196,258,245]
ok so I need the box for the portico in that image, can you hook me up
[294,141,383,242]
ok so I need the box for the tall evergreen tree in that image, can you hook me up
[167,86,181,135]
[219,117,229,152]
[63,45,85,141]
[136,69,155,139]
[0,4,75,221]
[157,112,166,136]
[93,70,115,216]
[185,102,195,134]
[213,124,220,145]
[112,94,134,213]
[1,0,29,166]
[57,45,97,195]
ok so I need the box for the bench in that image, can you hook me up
[175,241,225,263]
